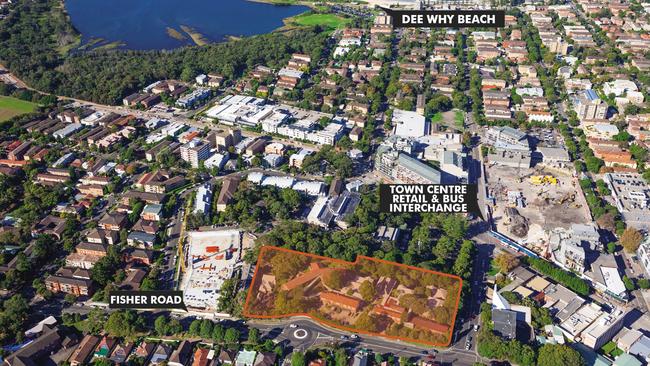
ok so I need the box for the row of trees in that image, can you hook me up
[524,257,590,296]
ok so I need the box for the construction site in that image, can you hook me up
[179,229,243,311]
[485,164,592,254]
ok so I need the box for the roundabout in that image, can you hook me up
[293,328,309,340]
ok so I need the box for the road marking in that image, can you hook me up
[293,329,308,340]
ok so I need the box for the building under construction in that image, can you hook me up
[179,229,242,311]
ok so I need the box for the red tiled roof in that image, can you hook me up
[410,316,449,334]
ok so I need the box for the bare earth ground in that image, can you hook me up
[486,164,591,252]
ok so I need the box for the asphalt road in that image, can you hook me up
[250,317,482,366]
[60,302,484,366]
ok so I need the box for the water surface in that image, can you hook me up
[65,0,309,50]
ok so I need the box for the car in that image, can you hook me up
[351,335,359,340]
[420,351,428,355]
[474,324,480,331]
[340,335,348,340]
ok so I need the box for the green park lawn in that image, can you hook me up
[454,110,465,130]
[289,13,350,29]
[0,96,38,122]
[431,112,444,123]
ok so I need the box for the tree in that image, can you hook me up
[199,319,213,339]
[607,242,616,254]
[64,293,77,304]
[354,311,377,332]
[248,327,260,344]
[453,240,474,279]
[621,228,643,253]
[537,344,584,366]
[359,280,376,302]
[94,359,113,366]
[597,213,616,232]
[154,315,168,336]
[0,294,29,343]
[291,352,306,366]
[90,247,122,286]
[452,91,468,110]
[168,318,183,335]
[613,131,632,142]
[189,319,201,336]
[335,349,347,366]
[224,327,240,344]
[494,252,519,273]
[623,275,636,291]
[638,278,650,289]
[105,310,142,338]
[212,323,225,343]
[323,270,345,290]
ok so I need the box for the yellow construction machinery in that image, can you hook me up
[530,175,558,185]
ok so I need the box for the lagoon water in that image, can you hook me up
[65,0,309,50]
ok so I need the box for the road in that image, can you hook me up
[60,302,483,366]
[252,318,481,365]
[621,251,650,314]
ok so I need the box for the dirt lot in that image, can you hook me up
[486,164,592,252]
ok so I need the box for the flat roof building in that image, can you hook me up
[194,183,213,217]
[392,109,428,138]
[582,308,629,350]
[181,139,211,168]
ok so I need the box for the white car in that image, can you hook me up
[474,324,480,332]
[289,324,298,328]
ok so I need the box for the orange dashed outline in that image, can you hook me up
[243,246,463,347]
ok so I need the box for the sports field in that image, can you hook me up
[288,13,350,29]
[0,96,38,122]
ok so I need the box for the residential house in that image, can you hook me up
[93,336,116,359]
[109,342,134,364]
[128,341,156,364]
[99,212,128,231]
[69,335,99,366]
[236,350,257,366]
[168,340,194,366]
